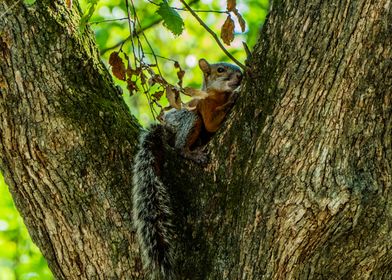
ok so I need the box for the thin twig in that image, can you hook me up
[100,18,161,55]
[130,0,162,119]
[131,2,160,73]
[124,0,137,66]
[145,53,178,63]
[177,8,228,13]
[90,17,128,25]
[179,0,245,70]
[146,0,227,13]
[101,0,200,56]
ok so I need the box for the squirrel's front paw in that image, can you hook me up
[228,90,240,103]
[193,151,208,165]
[180,149,208,165]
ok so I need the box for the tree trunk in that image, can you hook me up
[0,1,142,278]
[1,0,391,279]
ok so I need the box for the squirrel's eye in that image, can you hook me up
[217,67,225,73]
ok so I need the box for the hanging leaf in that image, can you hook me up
[227,0,236,12]
[157,1,184,36]
[126,68,138,79]
[221,16,235,45]
[109,52,126,81]
[157,108,165,122]
[66,0,73,9]
[173,61,185,87]
[152,90,164,101]
[148,77,156,87]
[177,69,185,83]
[126,78,137,96]
[166,86,182,109]
[177,69,185,87]
[234,10,246,32]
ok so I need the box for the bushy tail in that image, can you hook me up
[132,124,175,279]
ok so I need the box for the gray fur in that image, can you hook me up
[132,124,175,279]
[132,111,199,279]
[163,109,199,149]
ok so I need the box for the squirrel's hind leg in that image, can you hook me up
[175,115,207,164]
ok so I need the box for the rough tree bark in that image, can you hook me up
[0,0,391,279]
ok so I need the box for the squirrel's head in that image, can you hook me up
[199,58,243,92]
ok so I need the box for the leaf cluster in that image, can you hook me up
[78,0,268,125]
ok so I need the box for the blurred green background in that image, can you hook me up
[1,0,268,278]
[0,175,53,280]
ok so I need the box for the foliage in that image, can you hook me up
[157,1,184,36]
[80,0,101,32]
[23,0,37,5]
[0,175,53,280]
[81,0,269,125]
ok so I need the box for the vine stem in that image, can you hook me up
[179,0,246,70]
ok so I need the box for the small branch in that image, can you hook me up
[179,0,245,70]
[144,53,178,63]
[176,8,228,13]
[146,0,227,13]
[100,18,162,55]
[100,0,200,56]
[90,17,129,25]
[124,0,137,66]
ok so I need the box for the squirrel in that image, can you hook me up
[132,58,242,279]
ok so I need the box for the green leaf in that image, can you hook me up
[157,1,184,36]
[79,0,100,33]
[23,0,36,5]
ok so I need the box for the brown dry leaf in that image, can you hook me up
[152,90,164,101]
[184,87,209,99]
[148,77,155,86]
[177,70,185,80]
[140,72,147,85]
[157,109,165,122]
[147,67,155,76]
[227,0,236,11]
[126,67,138,79]
[66,0,73,9]
[109,52,126,81]
[166,86,182,109]
[154,75,166,85]
[234,10,246,32]
[127,78,137,95]
[221,16,235,45]
[177,69,185,87]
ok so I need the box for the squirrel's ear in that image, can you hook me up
[198,58,211,74]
